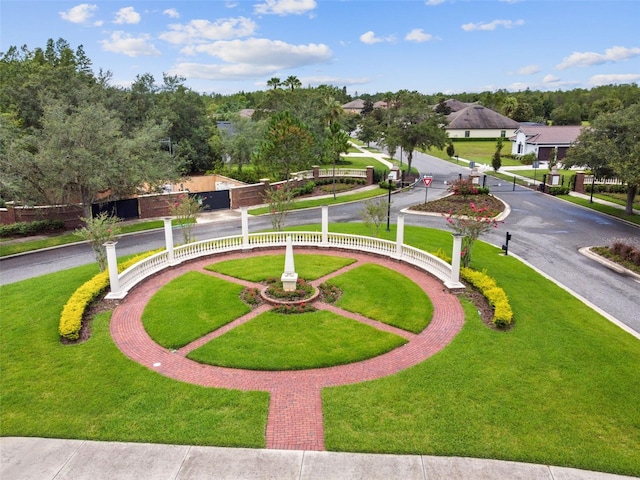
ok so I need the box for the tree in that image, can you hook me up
[492,138,503,172]
[283,75,302,91]
[0,94,182,217]
[324,122,351,199]
[360,198,389,237]
[445,202,500,268]
[564,104,640,214]
[219,115,265,172]
[357,114,380,147]
[394,91,449,172]
[254,111,315,182]
[266,77,282,89]
[446,143,455,158]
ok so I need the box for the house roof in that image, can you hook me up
[515,125,583,145]
[238,109,255,118]
[447,105,520,130]
[442,98,471,113]
[373,100,388,109]
[342,99,366,110]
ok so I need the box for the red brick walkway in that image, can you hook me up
[110,248,465,451]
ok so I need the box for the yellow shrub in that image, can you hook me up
[460,267,513,328]
[59,250,160,341]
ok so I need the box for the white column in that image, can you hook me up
[321,205,329,246]
[395,214,404,258]
[445,234,465,289]
[241,207,249,248]
[163,218,176,265]
[104,241,122,299]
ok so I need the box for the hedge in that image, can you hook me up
[460,267,514,328]
[0,220,65,238]
[59,250,159,341]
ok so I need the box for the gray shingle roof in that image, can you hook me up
[447,105,520,129]
[516,125,583,145]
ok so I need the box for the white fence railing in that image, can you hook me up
[106,207,464,299]
[583,175,624,186]
[317,168,367,178]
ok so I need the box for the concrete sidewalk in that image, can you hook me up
[2,437,638,480]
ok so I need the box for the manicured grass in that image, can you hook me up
[339,155,385,169]
[558,195,640,225]
[206,254,355,281]
[512,168,575,181]
[585,192,640,211]
[248,187,387,215]
[427,141,522,166]
[328,263,433,334]
[142,271,249,349]
[0,219,194,257]
[187,310,407,370]
[2,223,639,476]
[318,224,640,477]
[0,268,268,447]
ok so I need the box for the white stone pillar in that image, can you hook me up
[395,214,405,258]
[163,218,176,265]
[104,241,122,299]
[446,234,465,289]
[281,235,298,291]
[321,205,329,246]
[241,207,249,248]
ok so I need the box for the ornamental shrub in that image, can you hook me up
[59,250,159,341]
[460,267,513,328]
[0,219,65,238]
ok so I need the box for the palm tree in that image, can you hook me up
[323,95,343,127]
[283,75,301,91]
[266,77,281,90]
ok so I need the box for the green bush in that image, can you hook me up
[460,267,514,328]
[518,152,537,165]
[0,219,66,238]
[548,186,570,196]
[59,250,160,341]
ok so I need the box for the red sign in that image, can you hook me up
[422,176,433,187]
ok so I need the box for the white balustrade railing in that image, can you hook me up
[317,168,367,178]
[106,209,464,299]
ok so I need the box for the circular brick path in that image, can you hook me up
[110,248,465,451]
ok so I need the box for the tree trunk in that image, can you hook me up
[626,184,638,215]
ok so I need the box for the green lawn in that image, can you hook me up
[0,267,268,447]
[1,224,639,476]
[188,310,407,370]
[427,140,522,166]
[248,187,388,215]
[206,254,355,281]
[142,271,250,349]
[328,263,433,333]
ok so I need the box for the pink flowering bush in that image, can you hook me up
[444,202,500,268]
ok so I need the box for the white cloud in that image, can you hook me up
[425,0,445,5]
[542,74,561,83]
[360,31,382,45]
[160,17,257,44]
[113,7,140,25]
[461,19,524,31]
[405,29,434,43]
[163,8,180,19]
[100,32,161,57]
[589,73,640,86]
[59,4,98,24]
[513,65,540,75]
[360,31,395,45]
[254,0,317,16]
[188,38,331,67]
[557,46,640,69]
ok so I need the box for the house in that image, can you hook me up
[510,125,582,161]
[443,100,521,139]
[342,99,366,114]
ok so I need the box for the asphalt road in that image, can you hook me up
[1,150,638,335]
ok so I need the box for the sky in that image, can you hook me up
[2,0,640,96]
